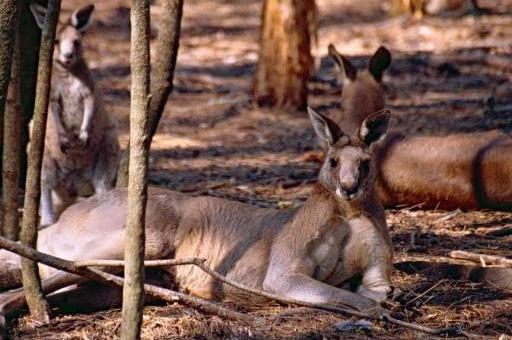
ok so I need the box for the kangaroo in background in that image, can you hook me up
[389,0,480,18]
[30,4,120,226]
[328,44,391,137]
[327,44,512,211]
[0,109,393,317]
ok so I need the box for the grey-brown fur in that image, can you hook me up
[0,109,393,317]
[30,4,119,226]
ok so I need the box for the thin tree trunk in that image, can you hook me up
[19,0,61,323]
[147,0,183,142]
[120,0,151,338]
[0,0,19,195]
[2,3,21,240]
[19,0,47,189]
[116,0,184,187]
[252,0,315,111]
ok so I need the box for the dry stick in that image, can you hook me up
[0,239,455,335]
[450,250,512,267]
[19,0,61,323]
[76,258,456,335]
[1,0,20,241]
[0,236,253,323]
[484,226,512,237]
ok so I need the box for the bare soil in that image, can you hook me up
[9,0,512,338]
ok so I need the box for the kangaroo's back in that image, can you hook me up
[375,131,512,210]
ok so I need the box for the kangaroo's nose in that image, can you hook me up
[341,183,358,196]
[63,52,74,60]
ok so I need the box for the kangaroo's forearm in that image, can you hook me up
[81,95,95,133]
[264,272,374,311]
[51,100,66,134]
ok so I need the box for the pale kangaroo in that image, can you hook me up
[0,109,393,317]
[30,4,120,226]
[328,44,512,210]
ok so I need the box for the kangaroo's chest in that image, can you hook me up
[53,74,90,130]
[310,216,383,286]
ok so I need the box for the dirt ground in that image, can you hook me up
[9,0,512,338]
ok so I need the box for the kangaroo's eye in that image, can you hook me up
[73,40,80,48]
[54,39,60,45]
[329,158,338,168]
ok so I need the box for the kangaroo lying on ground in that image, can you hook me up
[0,108,393,318]
[328,44,512,211]
[30,4,120,226]
[390,0,480,18]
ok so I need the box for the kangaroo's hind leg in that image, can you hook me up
[92,129,119,193]
[0,271,85,317]
[0,250,22,292]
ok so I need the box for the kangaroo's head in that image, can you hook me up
[328,44,391,135]
[308,107,390,202]
[31,4,94,68]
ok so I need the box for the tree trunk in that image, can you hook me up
[120,0,150,338]
[0,0,20,196]
[252,0,316,111]
[116,0,184,188]
[2,3,21,240]
[19,0,61,323]
[19,0,47,189]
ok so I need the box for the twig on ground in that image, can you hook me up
[0,236,253,323]
[483,225,512,237]
[68,256,457,335]
[0,236,459,336]
[450,250,512,267]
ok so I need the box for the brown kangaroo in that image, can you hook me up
[328,44,512,211]
[0,109,393,318]
[30,4,120,226]
[328,44,391,137]
[390,0,479,18]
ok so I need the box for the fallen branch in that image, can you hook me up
[450,250,512,267]
[75,258,206,268]
[70,257,456,335]
[0,236,458,336]
[0,236,253,322]
[484,226,512,237]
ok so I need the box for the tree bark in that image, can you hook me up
[252,0,315,111]
[19,0,47,189]
[19,0,61,323]
[120,0,151,339]
[2,2,21,240]
[116,0,184,188]
[0,0,20,195]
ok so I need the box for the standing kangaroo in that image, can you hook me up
[0,109,393,317]
[328,44,512,210]
[30,4,120,226]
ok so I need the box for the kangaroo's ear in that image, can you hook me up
[368,46,391,82]
[359,109,390,146]
[328,43,357,82]
[308,107,343,146]
[30,4,47,30]
[70,4,95,32]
